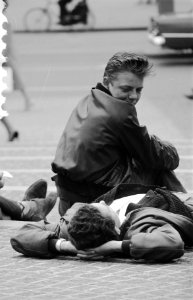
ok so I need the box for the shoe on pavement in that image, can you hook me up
[23,179,47,201]
[21,192,57,221]
[185,94,193,100]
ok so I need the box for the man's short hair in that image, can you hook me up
[67,204,119,250]
[103,52,153,85]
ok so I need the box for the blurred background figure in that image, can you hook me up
[138,0,155,4]
[185,88,193,100]
[0,109,19,142]
[58,0,72,23]
[2,0,32,111]
[3,22,32,111]
[0,97,18,142]
[0,80,19,142]
[1,0,19,142]
[157,0,174,14]
[57,0,89,25]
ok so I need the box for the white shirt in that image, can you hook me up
[110,194,145,224]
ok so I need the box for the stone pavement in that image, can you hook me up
[1,65,193,300]
[1,3,193,296]
[0,97,193,299]
[1,220,193,300]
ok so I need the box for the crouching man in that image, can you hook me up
[10,185,193,263]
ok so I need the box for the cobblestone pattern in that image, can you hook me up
[0,221,193,300]
[1,4,193,297]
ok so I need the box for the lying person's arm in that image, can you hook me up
[77,240,122,260]
[78,224,184,262]
[122,223,184,262]
[10,221,77,258]
[48,238,77,255]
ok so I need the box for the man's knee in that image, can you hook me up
[173,192,193,216]
[57,187,89,216]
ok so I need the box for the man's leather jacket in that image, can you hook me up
[52,88,179,186]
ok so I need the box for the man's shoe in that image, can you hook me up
[23,179,47,201]
[31,192,57,221]
[8,131,19,142]
[21,192,57,221]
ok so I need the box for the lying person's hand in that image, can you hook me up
[77,240,122,260]
[77,249,104,260]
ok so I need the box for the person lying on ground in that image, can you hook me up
[0,174,57,221]
[10,183,193,263]
[51,51,186,216]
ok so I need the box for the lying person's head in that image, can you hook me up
[103,52,153,105]
[60,201,120,250]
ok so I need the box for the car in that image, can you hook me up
[148,10,193,51]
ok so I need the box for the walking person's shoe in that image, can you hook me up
[23,179,48,201]
[185,94,193,100]
[8,131,19,142]
[185,89,193,100]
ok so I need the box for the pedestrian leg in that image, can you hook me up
[1,116,19,142]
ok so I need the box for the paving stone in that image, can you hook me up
[1,221,193,300]
[1,2,193,296]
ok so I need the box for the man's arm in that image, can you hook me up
[122,223,184,262]
[10,221,78,258]
[10,221,60,258]
[78,223,184,262]
[48,238,78,255]
[119,109,179,170]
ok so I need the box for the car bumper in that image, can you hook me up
[148,32,166,46]
[148,32,193,50]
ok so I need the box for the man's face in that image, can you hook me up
[107,71,144,105]
[59,203,85,238]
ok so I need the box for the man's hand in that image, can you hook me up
[77,240,122,260]
[0,172,5,189]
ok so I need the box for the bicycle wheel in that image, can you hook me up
[23,8,51,32]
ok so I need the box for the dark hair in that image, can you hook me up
[67,205,119,250]
[103,52,153,85]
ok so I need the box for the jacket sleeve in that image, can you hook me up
[10,221,60,258]
[121,223,184,262]
[118,106,179,170]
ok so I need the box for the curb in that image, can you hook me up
[14,26,147,33]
